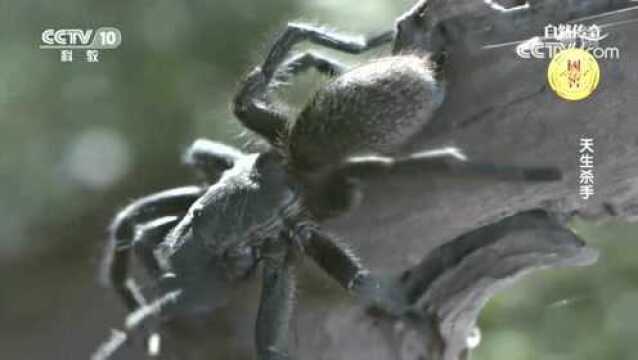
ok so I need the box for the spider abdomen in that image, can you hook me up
[288,55,443,171]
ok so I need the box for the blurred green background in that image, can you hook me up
[0,0,636,359]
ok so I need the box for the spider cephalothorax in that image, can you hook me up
[94,1,562,359]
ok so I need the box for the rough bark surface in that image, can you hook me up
[160,1,638,359]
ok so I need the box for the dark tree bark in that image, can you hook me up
[159,1,638,359]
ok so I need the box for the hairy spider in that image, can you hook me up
[94,2,561,359]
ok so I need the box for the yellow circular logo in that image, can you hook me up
[547,48,600,101]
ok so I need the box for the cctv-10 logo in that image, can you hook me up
[40,27,122,63]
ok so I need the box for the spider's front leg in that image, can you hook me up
[97,192,195,360]
[233,23,393,145]
[131,216,181,278]
[103,138,244,309]
[103,186,205,310]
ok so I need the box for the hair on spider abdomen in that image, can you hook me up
[288,55,444,172]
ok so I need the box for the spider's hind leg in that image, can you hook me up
[275,52,347,83]
[338,147,562,182]
[304,228,408,314]
[233,23,393,145]
[310,147,562,220]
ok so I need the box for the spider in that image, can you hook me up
[94,2,561,359]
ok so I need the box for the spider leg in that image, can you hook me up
[338,147,562,182]
[102,186,204,310]
[132,216,182,278]
[106,139,240,307]
[312,147,561,220]
[182,138,244,182]
[261,23,393,78]
[256,240,296,360]
[92,291,182,360]
[304,228,406,315]
[97,217,182,360]
[305,212,597,359]
[233,23,393,145]
[275,51,347,83]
